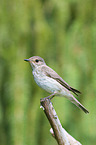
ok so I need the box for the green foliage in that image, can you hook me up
[0,0,96,145]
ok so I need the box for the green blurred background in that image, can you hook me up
[0,0,96,145]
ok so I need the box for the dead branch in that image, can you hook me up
[40,99,82,145]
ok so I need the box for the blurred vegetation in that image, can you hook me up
[0,0,96,145]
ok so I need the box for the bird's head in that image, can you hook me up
[24,56,46,70]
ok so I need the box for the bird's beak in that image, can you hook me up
[24,59,30,62]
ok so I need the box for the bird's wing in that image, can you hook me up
[41,65,81,96]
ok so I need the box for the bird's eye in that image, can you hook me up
[35,59,39,63]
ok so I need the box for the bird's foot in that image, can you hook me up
[40,93,55,102]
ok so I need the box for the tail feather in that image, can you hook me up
[78,103,89,114]
[71,96,89,114]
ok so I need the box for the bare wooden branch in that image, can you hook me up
[40,99,82,145]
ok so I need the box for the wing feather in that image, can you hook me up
[41,65,81,96]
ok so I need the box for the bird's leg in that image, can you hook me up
[50,95,55,100]
[41,93,55,101]
[40,93,56,109]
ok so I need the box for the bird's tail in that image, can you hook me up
[70,96,89,114]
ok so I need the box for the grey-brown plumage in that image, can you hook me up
[41,65,81,96]
[24,56,89,114]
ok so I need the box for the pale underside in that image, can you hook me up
[32,65,81,98]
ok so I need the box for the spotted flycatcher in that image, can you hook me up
[24,56,89,113]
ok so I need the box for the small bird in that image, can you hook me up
[24,56,89,113]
